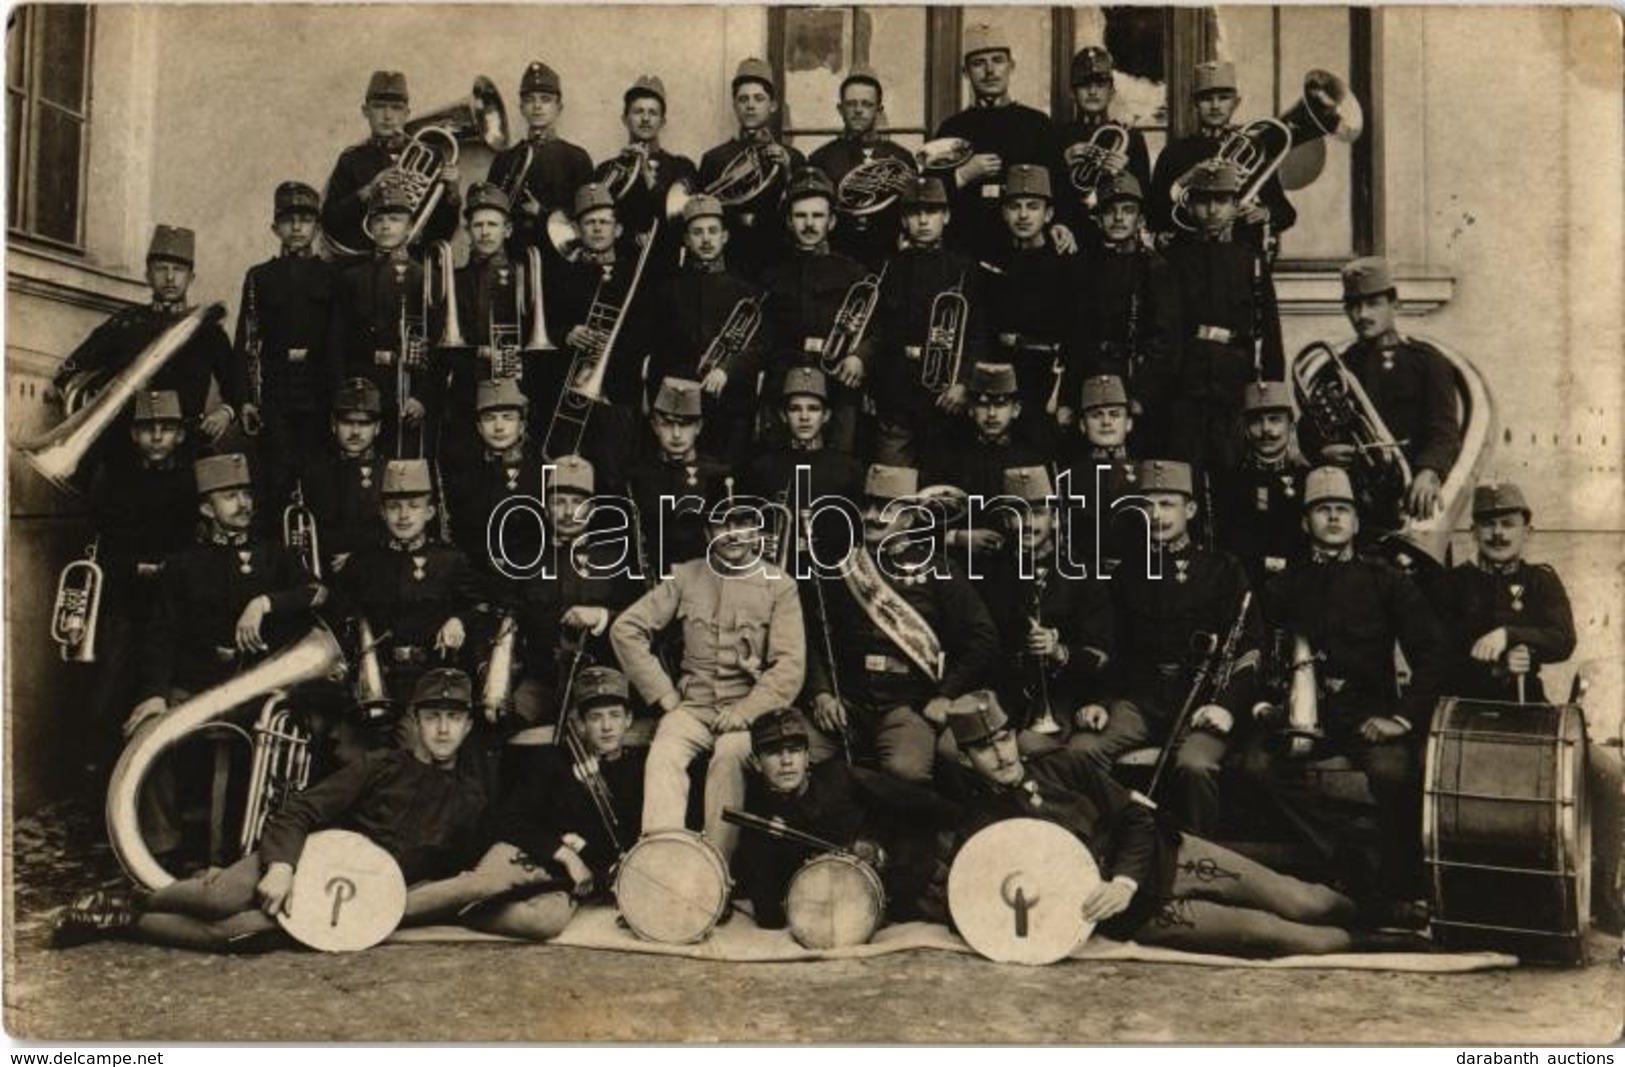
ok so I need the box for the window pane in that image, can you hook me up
[38,4,87,110]
[1072,6,1170,130]
[1275,6,1353,259]
[961,7,1052,117]
[8,91,22,224]
[782,7,927,158]
[864,7,926,134]
[783,6,854,138]
[34,105,81,243]
[7,10,27,90]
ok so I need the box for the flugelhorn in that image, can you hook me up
[283,481,322,579]
[820,263,887,375]
[107,622,349,890]
[15,303,226,494]
[835,156,917,218]
[51,539,104,664]
[1065,123,1131,205]
[697,293,766,379]
[920,277,967,394]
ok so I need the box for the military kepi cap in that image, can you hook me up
[1341,256,1396,301]
[900,176,949,210]
[572,666,630,711]
[382,459,433,497]
[464,182,511,219]
[947,690,1009,748]
[368,173,416,216]
[1472,481,1532,521]
[1071,46,1114,85]
[411,668,473,710]
[785,167,835,207]
[1136,459,1194,497]
[968,362,1019,398]
[133,389,183,424]
[865,463,918,502]
[1243,381,1294,415]
[1184,159,1242,195]
[1097,173,1143,206]
[574,182,616,219]
[1193,60,1237,94]
[781,366,827,402]
[1304,466,1356,508]
[840,64,882,97]
[963,23,1011,59]
[1080,374,1128,411]
[653,377,704,420]
[274,181,321,220]
[333,377,383,417]
[521,61,561,96]
[1004,465,1053,503]
[195,453,251,496]
[732,57,776,96]
[682,194,725,225]
[547,454,595,496]
[750,707,812,754]
[476,377,528,413]
[1003,164,1052,202]
[147,224,195,267]
[625,74,666,107]
[365,70,409,103]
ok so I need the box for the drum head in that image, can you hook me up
[786,853,884,950]
[949,818,1100,965]
[277,830,407,952]
[615,831,730,944]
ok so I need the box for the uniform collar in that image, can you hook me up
[390,533,429,552]
[1476,556,1523,576]
[207,526,251,547]
[1089,444,1129,462]
[343,448,378,463]
[1311,544,1355,564]
[1156,533,1193,556]
[370,134,407,153]
[280,246,315,260]
[788,438,824,453]
[583,248,617,267]
[484,440,527,463]
[794,240,832,257]
[660,450,698,466]
[1244,450,1293,472]
[974,95,1012,109]
[527,127,558,145]
[140,454,181,471]
[688,256,727,275]
[1200,125,1234,141]
[1104,238,1141,255]
[150,297,188,316]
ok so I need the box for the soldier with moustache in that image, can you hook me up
[1056,374,1143,578]
[1058,46,1152,239]
[594,75,697,267]
[319,70,461,261]
[1209,381,1310,592]
[639,194,766,470]
[1437,482,1623,933]
[1062,174,1181,455]
[50,225,242,465]
[1072,459,1261,837]
[234,182,337,511]
[486,61,594,258]
[697,59,807,276]
[872,176,988,467]
[760,168,872,455]
[925,363,1041,562]
[301,379,389,571]
[803,464,1000,784]
[934,23,1076,261]
[623,378,732,573]
[807,65,918,272]
[1249,467,1445,918]
[443,378,546,574]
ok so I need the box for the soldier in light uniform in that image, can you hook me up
[301,379,388,570]
[595,75,697,266]
[486,61,594,258]
[623,377,732,572]
[1058,46,1152,237]
[697,59,807,275]
[807,65,918,271]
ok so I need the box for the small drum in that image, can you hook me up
[785,852,885,949]
[276,830,407,952]
[614,830,732,944]
[1424,698,1591,964]
[948,818,1101,965]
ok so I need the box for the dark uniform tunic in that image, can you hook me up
[1056,445,1142,577]
[593,145,697,269]
[444,438,547,572]
[980,552,1113,733]
[320,137,462,260]
[1147,128,1297,248]
[496,743,646,881]
[734,760,869,929]
[485,134,595,257]
[979,243,1074,443]
[1057,115,1153,227]
[300,449,387,565]
[808,135,918,270]
[327,252,438,440]
[759,247,873,454]
[1209,453,1310,592]
[934,102,1074,260]
[1067,243,1182,453]
[697,136,807,275]
[924,433,1041,543]
[741,444,865,567]
[623,452,732,573]
[1438,559,1575,705]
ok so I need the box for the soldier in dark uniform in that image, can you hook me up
[623,378,731,573]
[484,61,593,258]
[1148,61,1296,250]
[443,378,545,573]
[639,193,765,469]
[475,666,646,941]
[50,224,242,463]
[803,464,1000,784]
[319,70,461,262]
[127,454,327,860]
[872,176,987,466]
[926,363,1041,561]
[979,165,1073,449]
[301,379,387,570]
[1161,159,1284,475]
[1073,459,1261,836]
[1056,374,1144,578]
[1058,46,1152,239]
[1438,481,1623,933]
[933,23,1076,261]
[807,65,918,271]
[594,75,697,268]
[326,177,439,459]
[696,59,807,276]
[1299,256,1464,530]
[1250,467,1445,916]
[759,168,873,455]
[1210,380,1309,591]
[236,184,336,511]
[1063,174,1181,454]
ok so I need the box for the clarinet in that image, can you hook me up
[1147,590,1253,802]
[801,506,854,764]
[1024,568,1062,735]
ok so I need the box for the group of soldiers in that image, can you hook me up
[46,27,1622,957]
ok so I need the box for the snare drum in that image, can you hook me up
[785,852,885,949]
[614,830,732,944]
[1423,698,1591,964]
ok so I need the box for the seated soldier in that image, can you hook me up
[445,377,546,572]
[54,670,508,951]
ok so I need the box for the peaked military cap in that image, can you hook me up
[1193,60,1237,94]
[1472,481,1532,521]
[133,389,183,424]
[476,376,529,413]
[1341,256,1397,301]
[750,706,812,754]
[963,23,1012,59]
[1303,466,1356,508]
[147,224,195,267]
[1003,164,1052,202]
[781,366,828,402]
[732,58,776,96]
[840,64,883,97]
[273,182,321,220]
[365,70,408,104]
[573,182,616,219]
[1184,159,1242,195]
[625,74,667,107]
[968,362,1020,398]
[682,194,725,225]
[333,377,383,417]
[1004,465,1054,503]
[653,377,704,420]
[1080,374,1129,411]
[368,173,416,216]
[1096,172,1143,206]
[411,668,472,709]
[1071,46,1115,85]
[521,61,561,96]
[900,176,949,210]
[382,458,433,498]
[865,463,918,502]
[1242,381,1294,415]
[194,453,251,496]
[464,182,511,219]
[784,166,835,207]
[572,666,630,711]
[1136,459,1194,497]
[547,454,595,496]
[948,690,1009,747]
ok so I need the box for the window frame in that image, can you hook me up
[7,4,96,254]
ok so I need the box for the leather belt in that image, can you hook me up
[802,336,825,355]
[373,349,397,367]
[863,653,913,676]
[391,646,430,665]
[903,345,922,361]
[997,333,1061,354]
[1194,325,1237,344]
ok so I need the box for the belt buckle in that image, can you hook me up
[903,345,922,361]
[981,183,1002,199]
[802,336,825,355]
[392,646,421,664]
[863,654,891,673]
[373,349,395,367]
[288,347,308,363]
[214,646,237,664]
[1196,325,1234,345]
[998,333,1021,348]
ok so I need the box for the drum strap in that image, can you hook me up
[840,547,945,684]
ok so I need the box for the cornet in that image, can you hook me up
[1065,123,1131,206]
[920,278,967,394]
[51,541,104,663]
[283,482,322,580]
[697,294,766,379]
[820,263,887,375]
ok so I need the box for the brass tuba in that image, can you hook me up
[51,540,104,663]
[920,278,967,395]
[835,156,917,218]
[15,303,227,494]
[819,263,888,375]
[106,623,348,890]
[238,692,314,855]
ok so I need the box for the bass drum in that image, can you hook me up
[785,852,885,950]
[1423,698,1590,964]
[614,830,731,944]
[948,818,1100,965]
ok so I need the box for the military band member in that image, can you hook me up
[1063,173,1181,452]
[50,224,241,459]
[1148,61,1295,249]
[302,379,388,569]
[486,61,594,258]
[804,464,1000,783]
[640,193,766,468]
[1209,381,1309,591]
[444,378,545,572]
[56,669,494,951]
[1059,46,1152,229]
[760,168,872,455]
[595,74,697,261]
[476,667,646,941]
[320,70,461,261]
[807,65,918,271]
[698,59,806,275]
[1057,374,1142,577]
[872,176,987,466]
[934,23,1075,261]
[1252,467,1445,913]
[1161,159,1284,474]
[437,182,525,455]
[1073,459,1260,836]
[1300,256,1464,527]
[611,500,807,862]
[927,363,1041,559]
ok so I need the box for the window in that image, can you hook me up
[7,5,94,250]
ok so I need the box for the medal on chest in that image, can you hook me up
[237,549,255,576]
[1122,463,1137,485]
[1508,583,1525,613]
[1174,558,1190,584]
[1255,485,1269,512]
[1282,474,1296,500]
[358,464,374,490]
[1381,350,1396,372]
[505,465,521,492]
[411,554,428,582]
[684,465,698,488]
[1023,780,1043,810]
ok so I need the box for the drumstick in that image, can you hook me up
[722,808,845,854]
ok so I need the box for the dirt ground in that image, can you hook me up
[6,802,1623,1045]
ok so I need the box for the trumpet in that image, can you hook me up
[665,142,783,221]
[238,692,313,855]
[51,540,104,664]
[601,143,650,200]
[697,293,766,379]
[524,246,558,352]
[820,263,887,375]
[835,155,917,218]
[1065,123,1131,206]
[920,277,967,394]
[283,481,322,580]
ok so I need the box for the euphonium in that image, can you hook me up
[697,294,766,378]
[601,143,650,200]
[480,613,519,724]
[523,246,558,352]
[283,482,322,579]
[353,617,393,721]
[665,142,781,221]
[1065,123,1132,203]
[835,156,917,218]
[51,541,104,664]
[920,278,967,394]
[238,692,313,855]
[107,623,348,890]
[15,303,226,494]
[820,263,887,375]
[385,127,460,250]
